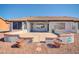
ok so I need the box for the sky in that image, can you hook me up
[0,4,79,19]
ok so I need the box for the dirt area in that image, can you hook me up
[0,42,79,54]
[0,34,79,54]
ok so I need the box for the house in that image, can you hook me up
[5,16,79,33]
[2,16,79,43]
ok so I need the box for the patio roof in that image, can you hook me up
[6,16,79,22]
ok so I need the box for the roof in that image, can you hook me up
[6,16,79,22]
[0,17,7,22]
[6,17,28,22]
[0,17,4,19]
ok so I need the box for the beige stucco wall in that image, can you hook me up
[27,21,31,32]
[0,18,10,31]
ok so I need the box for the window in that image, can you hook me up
[54,23,65,30]
[13,22,22,29]
[31,22,49,32]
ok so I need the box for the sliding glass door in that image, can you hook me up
[31,22,49,32]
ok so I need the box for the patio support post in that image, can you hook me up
[22,22,24,30]
[49,22,54,33]
[75,22,78,33]
[27,21,31,32]
[10,22,13,31]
